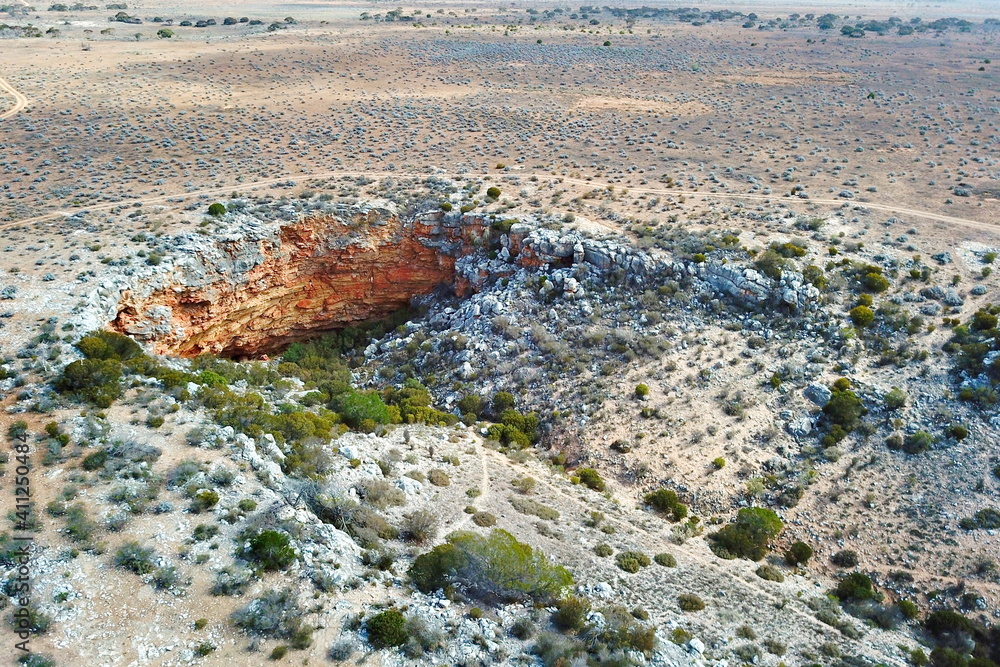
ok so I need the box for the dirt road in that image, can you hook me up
[0,75,28,120]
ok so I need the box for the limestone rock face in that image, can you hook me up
[112,204,484,357]
[107,202,824,357]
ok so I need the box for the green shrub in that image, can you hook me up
[81,449,109,471]
[244,530,296,571]
[64,504,98,545]
[654,552,677,567]
[552,595,590,632]
[903,431,934,454]
[821,379,867,445]
[74,330,143,361]
[754,250,788,280]
[864,272,890,293]
[784,541,813,566]
[576,467,605,492]
[850,305,875,327]
[831,549,859,567]
[472,512,496,527]
[330,390,395,429]
[151,565,181,590]
[55,358,123,407]
[7,604,52,636]
[594,543,613,557]
[486,186,501,199]
[366,609,408,649]
[884,387,907,410]
[114,541,156,574]
[712,457,726,469]
[948,424,968,441]
[193,523,219,541]
[643,488,687,521]
[207,202,226,217]
[383,379,458,426]
[898,599,920,620]
[708,507,783,561]
[677,594,705,612]
[17,653,56,667]
[835,572,875,602]
[756,564,785,582]
[961,508,1000,530]
[190,489,219,513]
[634,383,650,399]
[408,529,572,604]
[615,551,650,573]
[440,201,453,212]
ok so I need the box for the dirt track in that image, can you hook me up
[0,74,28,120]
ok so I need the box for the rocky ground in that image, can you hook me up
[0,177,997,666]
[1,2,999,666]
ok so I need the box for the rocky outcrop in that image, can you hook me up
[107,201,820,358]
[112,202,485,357]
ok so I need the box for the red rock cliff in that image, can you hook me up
[112,205,484,357]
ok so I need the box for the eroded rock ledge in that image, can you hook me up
[112,202,486,357]
[107,200,821,358]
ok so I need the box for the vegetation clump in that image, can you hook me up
[708,507,783,560]
[677,594,705,612]
[819,378,867,447]
[409,529,572,605]
[784,541,813,566]
[365,609,408,649]
[615,551,651,573]
[643,488,688,521]
[242,530,297,572]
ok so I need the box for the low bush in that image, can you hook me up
[511,616,535,640]
[615,551,651,573]
[401,510,438,544]
[654,552,677,567]
[55,358,123,407]
[211,565,254,596]
[643,488,688,522]
[114,541,156,574]
[708,507,783,561]
[409,529,572,605]
[509,496,560,521]
[835,572,876,602]
[358,479,406,509]
[151,565,181,590]
[472,512,496,527]
[7,603,52,636]
[576,467,605,492]
[366,609,407,649]
[552,595,590,632]
[190,489,219,513]
[232,588,310,645]
[243,530,296,572]
[960,508,1000,530]
[427,469,451,487]
[594,543,613,557]
[677,594,705,612]
[831,549,859,567]
[756,564,785,582]
[784,540,813,566]
[64,504,98,545]
[401,614,445,657]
